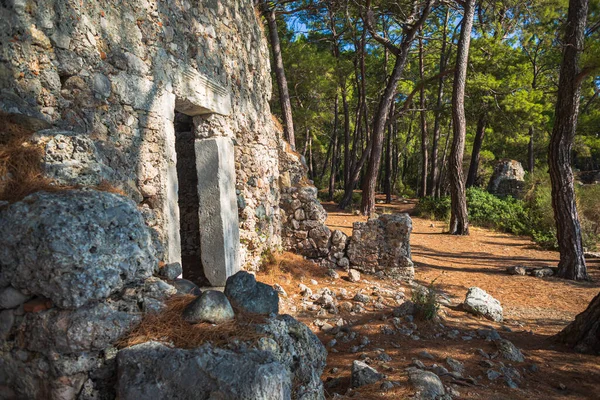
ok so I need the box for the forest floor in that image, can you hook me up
[257,195,600,400]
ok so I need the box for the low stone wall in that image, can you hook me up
[278,141,349,269]
[346,214,414,281]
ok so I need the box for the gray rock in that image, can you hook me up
[408,368,445,400]
[487,369,501,381]
[353,293,371,304]
[463,287,503,322]
[182,290,234,324]
[348,269,361,283]
[495,339,525,362]
[488,160,525,197]
[22,301,141,355]
[117,341,292,400]
[0,309,14,340]
[532,268,554,278]
[431,365,448,376]
[273,284,288,297]
[418,350,435,360]
[173,279,202,296]
[351,360,383,388]
[0,287,30,309]
[393,300,415,317]
[0,191,157,309]
[445,357,464,375]
[159,262,182,280]
[506,266,527,276]
[224,271,278,315]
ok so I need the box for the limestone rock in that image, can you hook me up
[506,266,527,276]
[182,290,235,324]
[532,268,554,278]
[224,271,279,315]
[463,287,503,322]
[408,368,445,400]
[0,190,157,309]
[351,360,383,388]
[348,269,361,283]
[22,302,141,355]
[159,262,183,280]
[173,279,202,296]
[495,339,525,362]
[347,214,414,280]
[118,315,326,400]
[488,160,525,197]
[117,341,292,400]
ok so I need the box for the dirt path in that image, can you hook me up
[259,197,600,399]
[323,199,600,335]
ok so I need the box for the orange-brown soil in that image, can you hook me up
[257,196,600,400]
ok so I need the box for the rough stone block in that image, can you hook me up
[195,137,240,286]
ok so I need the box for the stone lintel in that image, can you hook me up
[174,69,231,116]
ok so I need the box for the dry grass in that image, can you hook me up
[118,295,269,350]
[271,114,284,133]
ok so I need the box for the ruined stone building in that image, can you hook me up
[0,0,413,398]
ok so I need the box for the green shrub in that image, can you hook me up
[466,188,529,235]
[412,279,441,321]
[416,196,451,220]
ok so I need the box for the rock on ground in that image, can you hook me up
[182,290,235,324]
[224,271,279,315]
[495,339,525,362]
[118,315,327,400]
[463,287,503,322]
[408,368,445,400]
[0,190,157,309]
[117,341,292,400]
[351,360,383,388]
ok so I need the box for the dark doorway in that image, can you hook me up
[174,112,209,286]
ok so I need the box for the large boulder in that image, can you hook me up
[463,287,503,322]
[347,214,414,280]
[488,159,525,197]
[117,341,292,400]
[408,368,445,400]
[0,190,158,309]
[117,315,327,400]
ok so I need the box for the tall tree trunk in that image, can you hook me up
[361,1,433,216]
[430,7,450,197]
[329,94,340,200]
[308,133,314,181]
[528,126,535,174]
[438,122,452,197]
[342,84,351,187]
[549,0,589,280]
[384,103,395,203]
[555,291,600,354]
[466,114,487,188]
[263,4,295,148]
[419,34,429,198]
[448,0,475,235]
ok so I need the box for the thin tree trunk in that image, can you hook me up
[528,126,535,174]
[329,93,340,200]
[466,114,487,188]
[384,103,394,203]
[419,34,429,198]
[308,133,314,181]
[438,126,451,197]
[549,0,589,280]
[361,1,433,216]
[448,0,475,235]
[342,84,351,187]
[263,4,295,149]
[430,7,450,197]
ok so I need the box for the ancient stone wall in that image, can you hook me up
[0,0,281,271]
